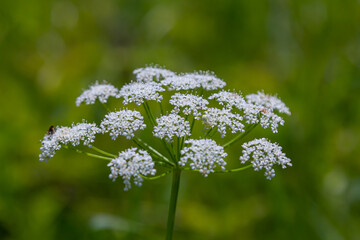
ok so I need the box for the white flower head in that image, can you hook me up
[240,92,290,133]
[161,75,201,91]
[180,139,227,177]
[108,148,156,191]
[39,122,100,162]
[100,109,146,140]
[246,91,291,115]
[118,82,165,105]
[184,71,226,90]
[153,114,191,142]
[240,103,286,133]
[240,138,292,180]
[76,82,119,106]
[133,66,176,82]
[202,108,245,138]
[209,90,247,109]
[169,93,209,120]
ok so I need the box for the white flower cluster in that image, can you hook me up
[209,90,247,109]
[153,114,191,142]
[133,66,176,82]
[160,71,226,91]
[202,108,245,137]
[39,122,100,162]
[108,148,156,191]
[246,91,291,115]
[183,71,226,90]
[170,93,208,120]
[161,75,201,91]
[180,139,227,177]
[100,109,146,140]
[242,92,290,133]
[76,82,119,106]
[240,138,292,180]
[118,82,165,105]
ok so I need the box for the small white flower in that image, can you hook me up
[169,93,209,120]
[118,82,165,105]
[133,66,176,82]
[100,109,146,140]
[108,148,156,191]
[246,91,291,115]
[153,114,191,142]
[161,75,201,91]
[76,82,119,106]
[180,139,227,177]
[183,71,226,90]
[240,138,292,180]
[202,108,245,138]
[209,90,247,109]
[39,122,100,162]
[239,92,290,133]
[161,71,226,91]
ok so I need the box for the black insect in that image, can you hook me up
[47,126,55,136]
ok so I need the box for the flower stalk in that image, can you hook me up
[166,168,181,240]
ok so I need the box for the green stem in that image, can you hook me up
[101,102,111,112]
[140,170,172,180]
[65,146,113,161]
[204,127,213,137]
[145,101,157,125]
[159,102,164,115]
[216,164,252,173]
[181,164,252,173]
[133,137,174,167]
[166,168,181,240]
[142,102,156,126]
[222,124,258,149]
[161,140,176,162]
[90,146,116,158]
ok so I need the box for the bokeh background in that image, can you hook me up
[1,0,360,239]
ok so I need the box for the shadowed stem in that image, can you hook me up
[166,168,181,240]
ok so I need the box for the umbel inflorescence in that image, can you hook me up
[40,65,292,191]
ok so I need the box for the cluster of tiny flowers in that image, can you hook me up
[153,114,191,142]
[179,139,227,177]
[209,90,247,109]
[183,71,226,90]
[161,75,201,91]
[169,93,209,120]
[246,91,291,115]
[239,138,292,180]
[161,72,226,91]
[107,148,156,191]
[133,66,176,82]
[118,82,165,105]
[76,82,119,106]
[100,109,146,140]
[202,108,245,137]
[39,122,100,162]
[240,92,290,133]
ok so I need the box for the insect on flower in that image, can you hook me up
[47,126,55,136]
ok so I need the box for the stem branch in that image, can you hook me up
[222,124,258,148]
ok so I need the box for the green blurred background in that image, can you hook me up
[1,0,360,239]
